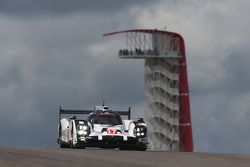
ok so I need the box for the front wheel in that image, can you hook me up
[134,147,147,151]
[60,144,70,148]
[119,146,132,150]
[134,143,147,151]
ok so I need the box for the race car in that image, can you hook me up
[57,105,148,151]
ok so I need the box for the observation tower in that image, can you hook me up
[104,29,193,151]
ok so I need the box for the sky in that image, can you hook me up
[0,0,250,153]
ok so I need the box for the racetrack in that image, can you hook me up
[0,147,250,167]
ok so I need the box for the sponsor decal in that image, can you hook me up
[107,129,118,134]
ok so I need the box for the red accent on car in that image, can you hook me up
[107,129,118,134]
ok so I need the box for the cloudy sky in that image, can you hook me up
[0,0,250,153]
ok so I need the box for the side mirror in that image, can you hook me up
[70,116,76,120]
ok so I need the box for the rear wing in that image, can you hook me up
[59,106,131,121]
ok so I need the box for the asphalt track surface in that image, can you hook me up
[0,147,250,167]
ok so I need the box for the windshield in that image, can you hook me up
[91,114,122,125]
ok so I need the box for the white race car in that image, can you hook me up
[57,105,148,151]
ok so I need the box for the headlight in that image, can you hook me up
[77,125,90,137]
[82,131,88,136]
[133,125,147,138]
[78,130,84,135]
[82,125,88,131]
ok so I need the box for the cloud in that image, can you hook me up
[0,0,153,17]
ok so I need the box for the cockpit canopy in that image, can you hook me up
[87,111,122,125]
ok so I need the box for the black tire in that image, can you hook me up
[134,147,147,151]
[59,141,71,148]
[119,146,132,150]
[134,143,147,151]
[80,146,86,149]
[60,144,67,148]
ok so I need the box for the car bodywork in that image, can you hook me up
[57,105,148,150]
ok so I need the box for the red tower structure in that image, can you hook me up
[104,29,193,151]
